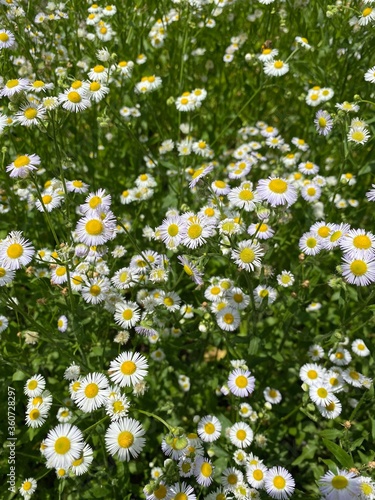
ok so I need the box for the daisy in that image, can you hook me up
[336,101,359,113]
[14,103,46,127]
[189,163,214,188]
[25,404,49,428]
[231,240,264,272]
[71,443,94,476]
[35,191,64,212]
[194,457,214,486]
[0,29,15,49]
[57,315,68,333]
[299,161,319,175]
[248,222,274,240]
[264,387,282,404]
[299,363,325,385]
[6,153,41,179]
[228,368,255,397]
[277,270,295,287]
[319,469,361,498]
[359,477,375,499]
[253,285,277,305]
[364,65,375,83]
[50,265,68,285]
[44,423,85,469]
[341,256,375,286]
[229,422,253,448]
[216,307,241,331]
[257,177,297,207]
[57,407,72,423]
[108,351,148,387]
[247,462,268,488]
[263,60,289,77]
[105,417,146,461]
[75,372,109,413]
[299,232,322,256]
[114,301,141,328]
[81,277,110,304]
[66,180,89,193]
[342,368,364,388]
[358,6,375,25]
[58,89,90,112]
[339,229,375,259]
[158,215,186,248]
[347,126,370,145]
[317,395,342,419]
[168,481,196,500]
[329,347,352,366]
[177,256,204,285]
[19,478,37,498]
[86,81,110,102]
[0,231,35,270]
[75,212,116,246]
[28,80,54,93]
[352,338,370,357]
[221,467,244,491]
[181,215,214,249]
[0,78,29,98]
[309,382,334,406]
[197,415,222,442]
[0,314,9,332]
[88,64,109,82]
[264,466,295,499]
[227,287,250,310]
[301,183,321,202]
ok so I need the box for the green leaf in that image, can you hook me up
[320,458,339,473]
[292,444,316,466]
[349,437,364,451]
[12,370,26,381]
[322,439,353,469]
[319,429,342,440]
[248,337,259,355]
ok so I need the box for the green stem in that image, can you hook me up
[136,409,173,432]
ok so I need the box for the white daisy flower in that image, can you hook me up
[108,351,148,387]
[105,417,146,461]
[75,372,110,413]
[264,466,295,499]
[44,423,85,469]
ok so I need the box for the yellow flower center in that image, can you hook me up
[94,64,105,73]
[7,243,23,259]
[90,284,101,296]
[236,429,246,441]
[175,494,187,500]
[204,422,215,434]
[274,61,284,69]
[55,266,66,276]
[357,344,365,351]
[236,375,248,388]
[24,107,38,120]
[317,388,328,398]
[331,475,349,489]
[180,97,189,105]
[122,310,133,321]
[363,7,372,17]
[269,179,287,193]
[54,436,71,454]
[32,396,43,405]
[29,408,40,420]
[269,389,278,398]
[153,485,167,499]
[6,79,19,88]
[239,248,255,263]
[273,476,286,489]
[233,293,243,303]
[0,267,6,277]
[85,220,103,235]
[90,82,101,91]
[350,260,367,276]
[201,462,212,477]
[351,130,364,142]
[164,297,174,307]
[73,180,83,188]
[113,401,125,413]
[228,473,238,485]
[0,32,9,42]
[253,469,264,480]
[42,194,52,204]
[121,360,136,375]
[67,91,81,103]
[100,27,107,34]
[167,224,179,237]
[72,275,83,285]
[89,195,101,208]
[22,481,32,491]
[223,313,234,324]
[85,383,99,398]
[33,80,44,88]
[306,237,317,248]
[118,430,134,448]
[307,187,316,196]
[187,224,202,239]
[28,380,38,390]
[72,456,84,466]
[14,155,30,168]
[353,235,371,250]
[214,180,226,188]
[183,264,193,276]
[349,370,360,380]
